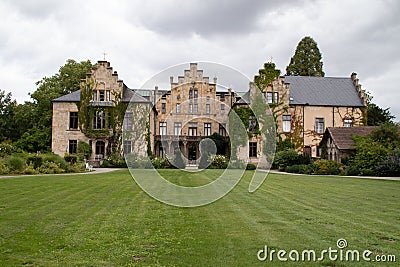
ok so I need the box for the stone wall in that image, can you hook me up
[51,102,89,156]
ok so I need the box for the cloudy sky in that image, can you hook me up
[1,0,399,119]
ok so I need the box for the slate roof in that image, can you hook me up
[52,87,150,103]
[52,90,81,102]
[284,76,364,107]
[323,126,378,150]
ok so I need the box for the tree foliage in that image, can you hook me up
[351,123,400,175]
[254,62,281,90]
[17,59,93,152]
[367,103,395,126]
[0,90,17,142]
[286,36,325,77]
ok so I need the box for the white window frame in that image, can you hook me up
[282,115,291,133]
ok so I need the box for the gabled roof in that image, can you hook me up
[52,88,150,103]
[322,126,378,150]
[284,76,365,107]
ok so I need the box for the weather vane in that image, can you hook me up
[103,51,107,61]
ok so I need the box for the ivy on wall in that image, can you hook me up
[76,78,128,157]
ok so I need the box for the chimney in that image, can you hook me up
[351,72,357,81]
[213,77,217,84]
[170,76,174,84]
[154,85,158,104]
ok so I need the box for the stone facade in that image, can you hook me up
[52,61,367,165]
[51,102,89,156]
[152,63,233,164]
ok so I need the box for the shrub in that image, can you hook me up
[313,159,342,175]
[23,163,39,175]
[6,156,26,172]
[0,143,16,157]
[0,161,10,174]
[273,149,310,170]
[345,165,361,176]
[66,162,85,173]
[374,150,400,177]
[151,157,173,169]
[285,164,301,173]
[209,155,228,169]
[101,154,127,168]
[77,141,92,159]
[43,154,68,170]
[64,154,78,164]
[276,138,294,152]
[38,161,64,174]
[246,164,257,170]
[27,155,43,169]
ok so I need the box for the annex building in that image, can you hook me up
[52,61,367,165]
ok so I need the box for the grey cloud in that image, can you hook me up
[132,0,303,37]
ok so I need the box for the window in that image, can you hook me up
[282,115,291,133]
[274,92,279,103]
[123,140,132,155]
[315,118,325,134]
[174,122,182,136]
[219,123,226,136]
[249,116,257,132]
[95,141,105,157]
[344,119,353,127]
[249,142,257,158]
[266,92,273,104]
[106,90,111,101]
[93,111,106,129]
[193,103,198,113]
[206,96,210,101]
[161,103,166,114]
[68,140,77,154]
[69,112,78,129]
[206,104,210,114]
[189,88,198,99]
[220,104,225,113]
[188,122,198,136]
[176,103,181,113]
[189,103,193,113]
[123,112,133,130]
[204,123,211,136]
[159,122,167,135]
[220,93,225,101]
[99,90,105,101]
[93,91,97,101]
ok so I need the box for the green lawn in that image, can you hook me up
[0,170,399,266]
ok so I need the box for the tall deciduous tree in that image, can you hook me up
[16,59,92,152]
[0,90,17,142]
[286,36,325,77]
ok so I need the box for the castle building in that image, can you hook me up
[52,61,367,164]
